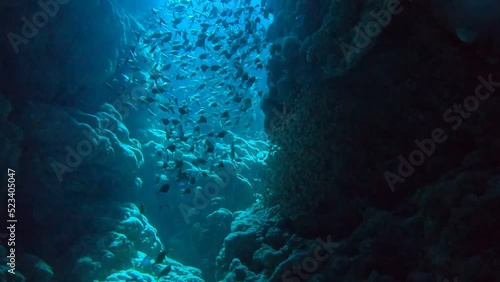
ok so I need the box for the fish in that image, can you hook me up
[161,118,170,126]
[197,116,207,123]
[167,144,176,152]
[205,139,215,153]
[210,65,221,71]
[216,130,228,138]
[174,160,184,170]
[159,104,170,112]
[149,44,158,53]
[139,256,153,267]
[157,265,172,279]
[240,97,252,112]
[139,203,146,215]
[153,250,169,265]
[178,107,188,115]
[158,184,170,193]
[162,64,172,71]
[221,111,230,119]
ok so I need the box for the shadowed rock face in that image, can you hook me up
[257,0,500,281]
[0,0,134,108]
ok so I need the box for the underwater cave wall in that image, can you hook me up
[263,0,500,221]
[0,0,136,107]
[0,1,154,280]
[260,0,500,279]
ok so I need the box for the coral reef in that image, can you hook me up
[257,0,500,281]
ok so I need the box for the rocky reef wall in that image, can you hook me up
[0,0,136,107]
[259,0,500,280]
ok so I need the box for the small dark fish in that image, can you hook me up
[172,17,183,25]
[207,132,215,137]
[216,130,228,138]
[139,203,146,215]
[200,64,210,72]
[217,161,224,168]
[178,107,188,115]
[174,160,183,170]
[152,87,165,94]
[167,144,176,152]
[205,139,215,153]
[221,111,230,119]
[162,160,170,169]
[247,76,256,86]
[149,44,158,53]
[158,265,172,279]
[153,250,168,265]
[197,116,207,123]
[162,64,172,71]
[194,125,201,132]
[161,118,170,126]
[183,188,191,194]
[158,184,170,193]
[171,119,180,125]
[233,95,243,103]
